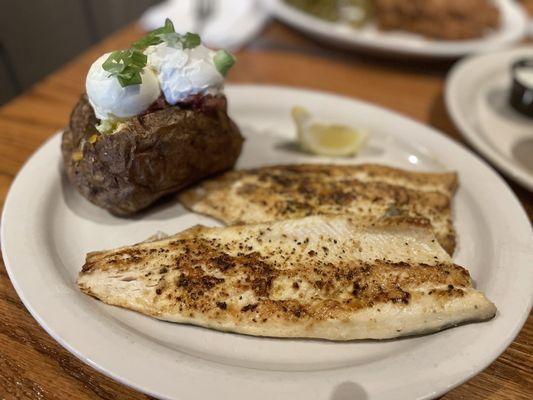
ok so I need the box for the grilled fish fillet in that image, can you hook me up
[179,164,458,254]
[78,215,495,340]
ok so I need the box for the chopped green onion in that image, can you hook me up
[117,71,142,87]
[101,19,204,87]
[132,18,176,50]
[132,32,163,50]
[131,19,201,51]
[129,50,147,67]
[181,32,201,49]
[102,51,126,74]
[162,18,175,33]
[155,31,201,49]
[157,32,181,47]
[214,49,236,76]
[102,48,147,87]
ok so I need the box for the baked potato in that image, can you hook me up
[61,94,243,215]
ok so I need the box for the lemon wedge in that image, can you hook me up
[292,106,369,157]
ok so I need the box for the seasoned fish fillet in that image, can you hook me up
[179,164,458,254]
[78,215,495,340]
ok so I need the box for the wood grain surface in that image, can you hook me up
[0,20,531,400]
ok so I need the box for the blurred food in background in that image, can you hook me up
[285,0,374,27]
[374,0,500,40]
[284,0,501,39]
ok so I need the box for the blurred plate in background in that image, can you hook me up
[266,0,527,58]
[140,0,269,50]
[446,46,533,191]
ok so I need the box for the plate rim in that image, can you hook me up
[2,84,532,400]
[266,0,527,58]
[445,46,533,191]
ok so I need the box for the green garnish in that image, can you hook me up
[154,31,201,49]
[214,49,236,76]
[102,48,147,87]
[131,18,200,50]
[131,18,176,50]
[181,32,201,49]
[103,18,203,87]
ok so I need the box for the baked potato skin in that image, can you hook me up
[62,94,243,215]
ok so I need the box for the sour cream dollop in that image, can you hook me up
[146,42,224,105]
[86,53,161,120]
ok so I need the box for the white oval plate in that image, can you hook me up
[266,0,527,58]
[2,85,532,400]
[446,46,533,191]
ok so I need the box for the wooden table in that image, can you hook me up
[0,20,531,400]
